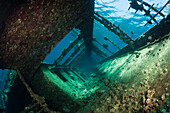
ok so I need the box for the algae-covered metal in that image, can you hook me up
[0,0,92,76]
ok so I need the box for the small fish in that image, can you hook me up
[131,31,133,34]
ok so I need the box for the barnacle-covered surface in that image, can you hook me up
[29,64,99,112]
[0,0,91,76]
[14,34,169,113]
[77,35,170,112]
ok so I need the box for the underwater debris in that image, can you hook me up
[94,12,134,49]
[128,0,169,26]
[16,70,56,113]
[104,36,120,50]
[128,0,144,12]
[77,74,169,113]
[0,0,169,113]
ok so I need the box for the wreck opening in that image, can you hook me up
[0,0,170,113]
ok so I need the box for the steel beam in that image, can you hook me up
[104,36,120,50]
[144,0,169,26]
[92,44,108,58]
[54,36,82,64]
[137,0,165,17]
[68,48,86,66]
[94,12,134,49]
[93,38,114,54]
[63,43,85,66]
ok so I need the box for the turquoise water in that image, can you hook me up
[43,0,170,64]
[94,0,169,55]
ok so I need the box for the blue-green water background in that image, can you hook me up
[43,0,169,64]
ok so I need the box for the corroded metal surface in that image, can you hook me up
[101,14,170,63]
[77,33,170,113]
[0,0,92,75]
[63,42,85,65]
[94,12,134,48]
[54,35,82,64]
